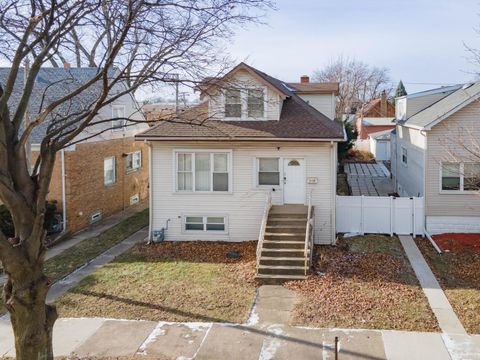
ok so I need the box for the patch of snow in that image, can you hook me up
[183,322,211,331]
[343,232,362,238]
[259,325,283,360]
[137,322,167,355]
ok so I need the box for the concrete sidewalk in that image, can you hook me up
[1,317,479,359]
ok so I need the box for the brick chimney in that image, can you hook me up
[380,90,387,116]
[300,75,309,83]
[63,62,71,69]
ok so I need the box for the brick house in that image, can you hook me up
[356,90,395,140]
[0,67,149,234]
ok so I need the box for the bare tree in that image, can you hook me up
[0,0,273,358]
[313,56,392,119]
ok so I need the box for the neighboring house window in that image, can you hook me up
[126,151,141,172]
[247,89,264,118]
[224,88,265,119]
[401,147,408,165]
[176,151,230,192]
[258,158,280,186]
[442,162,480,192]
[225,89,242,118]
[185,216,226,232]
[104,157,116,185]
[112,105,127,131]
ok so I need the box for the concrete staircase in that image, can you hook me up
[256,205,312,284]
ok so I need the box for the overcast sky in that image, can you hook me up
[226,0,480,94]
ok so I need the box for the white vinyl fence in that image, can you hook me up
[336,196,424,236]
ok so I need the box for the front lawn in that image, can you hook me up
[285,235,439,332]
[56,241,257,323]
[416,236,480,334]
[0,208,149,315]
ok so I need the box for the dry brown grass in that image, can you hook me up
[56,241,257,324]
[416,237,480,334]
[285,235,439,332]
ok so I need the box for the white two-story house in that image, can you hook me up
[392,82,480,234]
[137,62,344,282]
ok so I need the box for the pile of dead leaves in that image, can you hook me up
[285,237,439,332]
[128,240,257,284]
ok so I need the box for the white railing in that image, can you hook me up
[304,190,314,275]
[256,191,272,275]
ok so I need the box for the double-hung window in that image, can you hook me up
[442,162,480,192]
[225,89,242,118]
[224,88,265,119]
[185,216,226,232]
[257,158,280,186]
[126,151,141,172]
[104,157,116,186]
[112,105,127,131]
[176,151,231,192]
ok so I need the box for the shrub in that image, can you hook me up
[0,201,58,238]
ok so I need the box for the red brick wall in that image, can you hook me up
[33,137,149,233]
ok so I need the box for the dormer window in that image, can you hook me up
[225,89,242,118]
[224,88,265,120]
[247,89,264,118]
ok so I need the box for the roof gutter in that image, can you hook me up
[135,136,345,142]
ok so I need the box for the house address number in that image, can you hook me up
[307,177,318,184]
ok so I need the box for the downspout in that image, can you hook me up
[146,140,153,241]
[331,141,337,244]
[61,149,67,231]
[422,129,428,236]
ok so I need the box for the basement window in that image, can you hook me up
[184,216,226,232]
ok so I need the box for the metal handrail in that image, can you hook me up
[304,190,314,275]
[256,191,272,275]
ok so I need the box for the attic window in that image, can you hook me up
[225,89,241,118]
[247,89,264,118]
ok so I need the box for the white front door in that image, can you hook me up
[283,158,305,204]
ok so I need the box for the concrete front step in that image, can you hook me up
[255,273,307,284]
[257,265,306,276]
[259,256,306,266]
[263,240,305,249]
[261,248,308,258]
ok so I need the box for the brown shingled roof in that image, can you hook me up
[137,63,345,141]
[287,82,339,94]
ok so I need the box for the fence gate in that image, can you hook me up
[336,196,424,236]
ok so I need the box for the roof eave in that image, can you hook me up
[135,135,345,142]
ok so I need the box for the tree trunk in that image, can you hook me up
[3,243,57,359]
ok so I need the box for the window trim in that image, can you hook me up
[222,87,266,120]
[126,150,142,173]
[255,157,282,188]
[111,104,127,132]
[173,149,233,194]
[182,215,228,234]
[104,156,116,186]
[439,161,480,194]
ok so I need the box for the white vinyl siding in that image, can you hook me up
[151,141,335,244]
[296,93,336,120]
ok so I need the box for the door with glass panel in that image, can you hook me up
[283,158,305,204]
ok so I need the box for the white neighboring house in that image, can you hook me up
[368,129,392,161]
[392,82,480,234]
[137,63,345,281]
